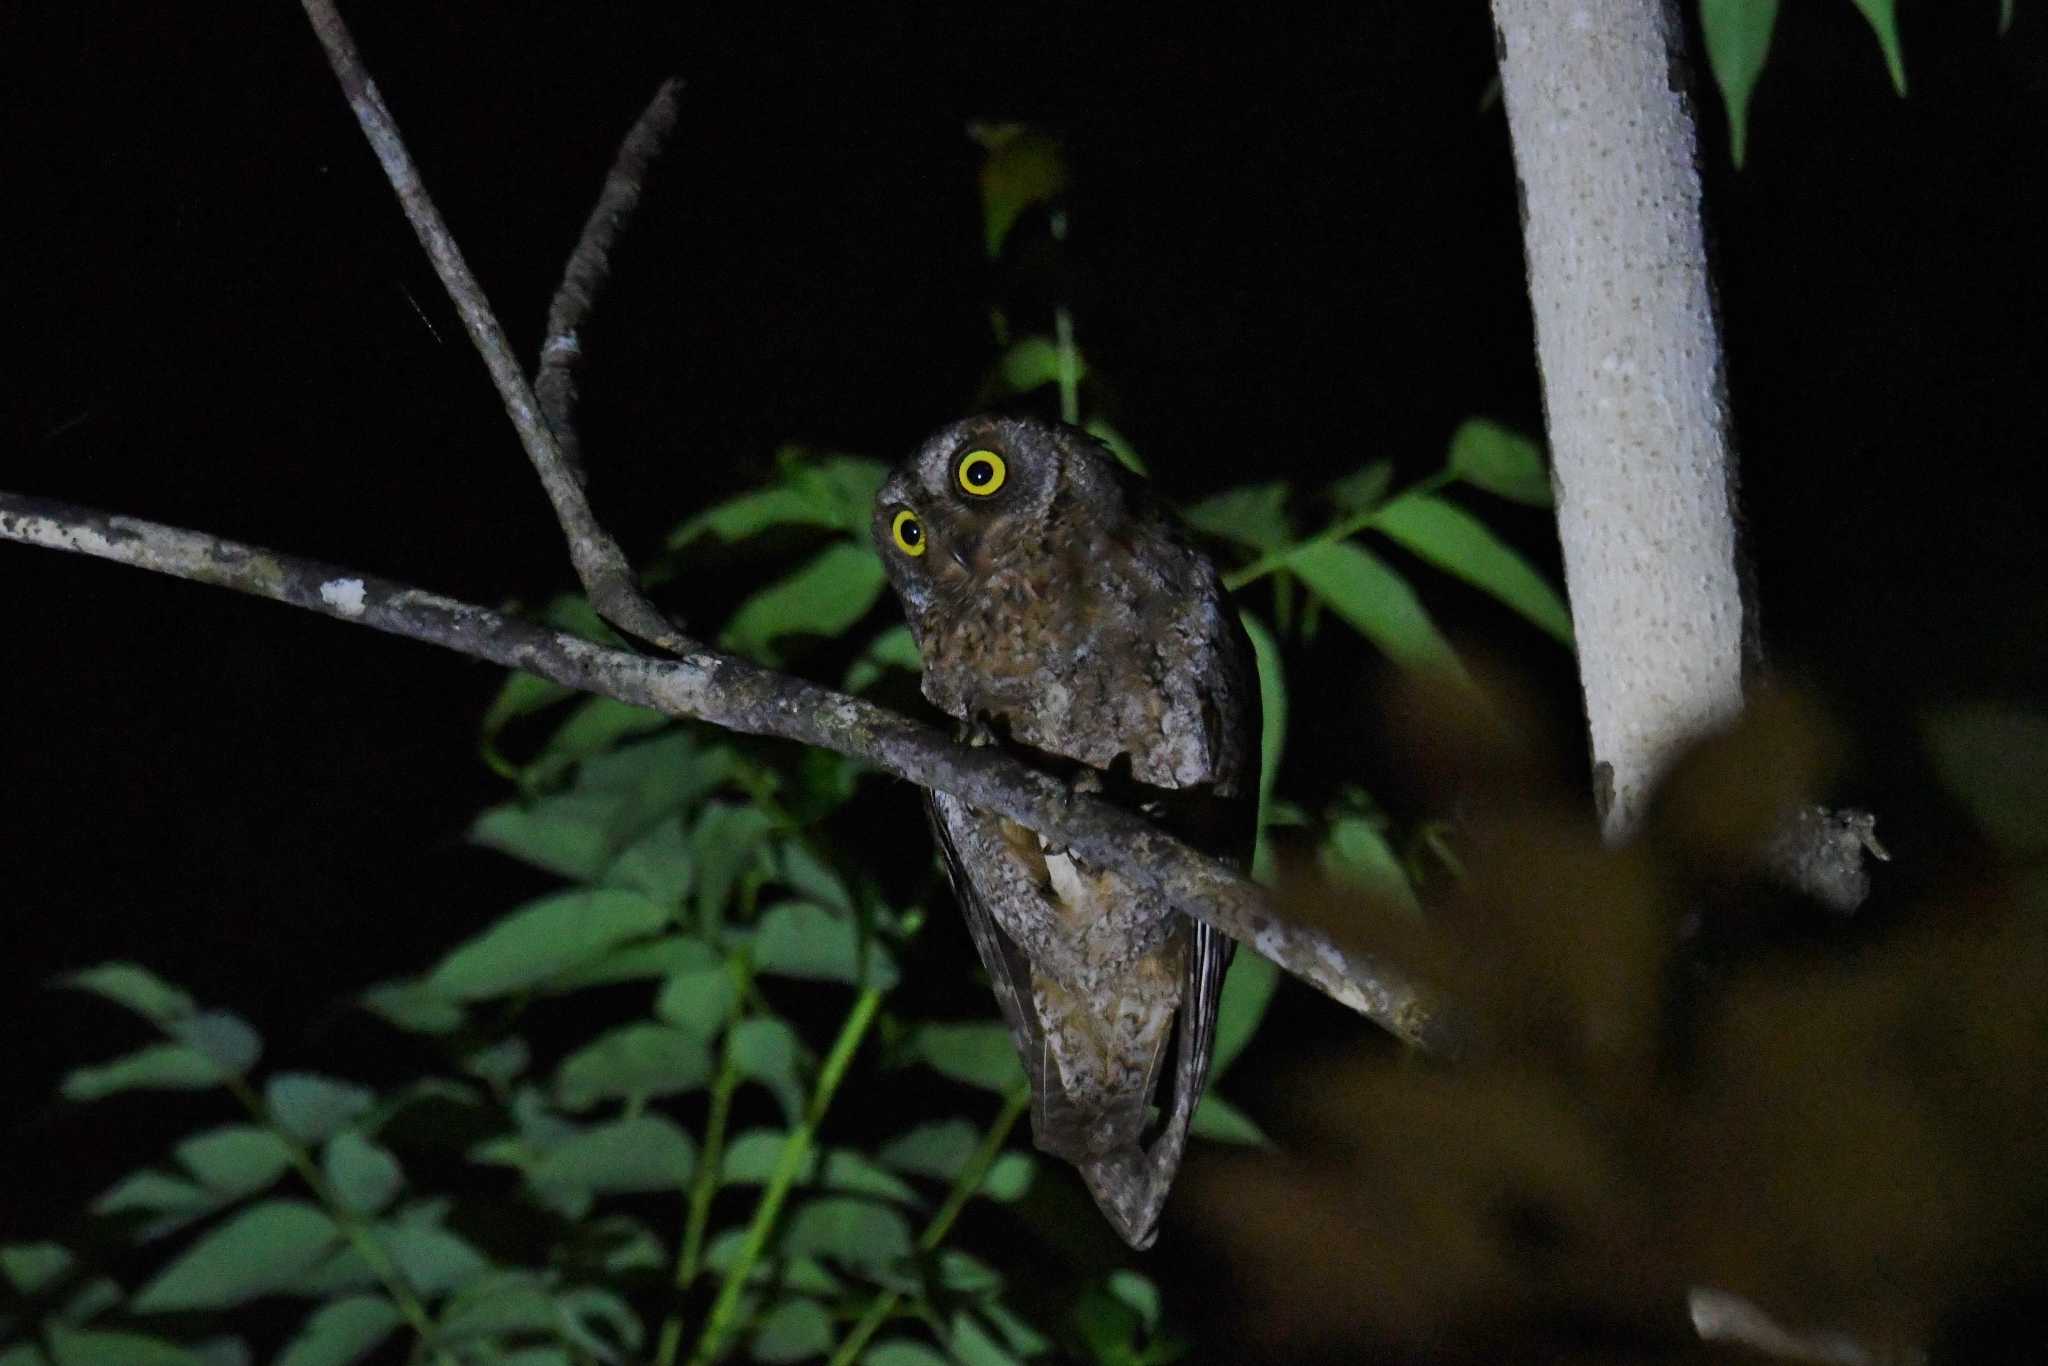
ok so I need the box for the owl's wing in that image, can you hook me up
[924,789,1095,1150]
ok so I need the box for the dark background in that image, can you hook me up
[5,0,2043,1306]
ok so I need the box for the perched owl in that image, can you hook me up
[873,414,1260,1248]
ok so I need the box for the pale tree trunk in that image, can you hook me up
[1491,0,1747,841]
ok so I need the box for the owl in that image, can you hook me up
[873,414,1260,1248]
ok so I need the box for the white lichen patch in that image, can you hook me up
[319,577,368,617]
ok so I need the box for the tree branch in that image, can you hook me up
[0,493,1457,1054]
[300,0,689,655]
[537,77,684,491]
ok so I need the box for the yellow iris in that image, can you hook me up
[956,449,1007,496]
[891,508,926,556]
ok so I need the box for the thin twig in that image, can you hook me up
[0,492,1454,1052]
[687,986,887,1366]
[298,0,688,654]
[538,78,683,488]
[653,959,751,1366]
[827,1084,1032,1366]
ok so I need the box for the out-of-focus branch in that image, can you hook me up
[0,493,1457,1055]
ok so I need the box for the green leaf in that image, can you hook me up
[1107,1270,1162,1332]
[979,1152,1034,1203]
[690,803,777,929]
[58,1278,125,1328]
[2001,0,2014,34]
[878,1119,977,1179]
[1446,419,1551,506]
[425,889,669,1001]
[864,1341,951,1366]
[132,1200,340,1312]
[1282,540,1465,680]
[479,670,575,749]
[267,1074,376,1144]
[996,335,1088,394]
[528,1116,697,1212]
[1,1243,73,1294]
[461,1036,530,1092]
[1241,610,1286,883]
[275,1295,401,1366]
[92,1170,214,1236]
[436,1272,558,1341]
[822,1150,923,1204]
[471,792,628,882]
[60,964,195,1025]
[1189,1093,1270,1146]
[754,901,899,989]
[1209,950,1278,1079]
[377,1218,488,1298]
[549,933,715,993]
[974,123,1068,259]
[178,1126,294,1199]
[731,1018,808,1124]
[717,1128,799,1184]
[60,1044,226,1101]
[0,1345,51,1366]
[668,452,888,547]
[903,1022,1024,1093]
[1924,704,2048,854]
[949,1311,1024,1366]
[720,542,887,667]
[752,1298,835,1364]
[519,696,670,789]
[1182,483,1292,553]
[1371,494,1572,644]
[783,1197,913,1272]
[603,817,695,910]
[323,1132,403,1215]
[844,624,922,693]
[704,1231,845,1297]
[1849,0,1907,93]
[1320,814,1420,914]
[556,1284,644,1358]
[165,1012,260,1077]
[1325,459,1394,514]
[554,1024,712,1111]
[938,1250,1003,1294]
[44,1329,206,1366]
[654,961,740,1037]
[359,978,464,1035]
[779,839,855,913]
[1700,0,1780,167]
[1084,419,1148,476]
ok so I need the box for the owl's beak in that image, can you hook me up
[948,535,978,573]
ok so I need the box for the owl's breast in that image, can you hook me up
[917,536,1251,795]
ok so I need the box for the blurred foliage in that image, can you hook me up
[5,123,1570,1364]
[1697,0,2017,168]
[1179,685,2048,1363]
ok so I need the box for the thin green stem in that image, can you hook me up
[1223,471,1456,592]
[825,1083,1031,1366]
[653,962,752,1366]
[224,1075,456,1366]
[685,986,886,1366]
[1052,305,1081,426]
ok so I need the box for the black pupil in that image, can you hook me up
[902,519,920,544]
[966,461,991,485]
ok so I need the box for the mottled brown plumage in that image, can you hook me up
[873,414,1259,1248]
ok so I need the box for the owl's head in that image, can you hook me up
[872,414,1126,627]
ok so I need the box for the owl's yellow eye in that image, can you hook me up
[956,449,1007,496]
[890,508,926,557]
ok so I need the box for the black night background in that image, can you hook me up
[6,3,2048,1362]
